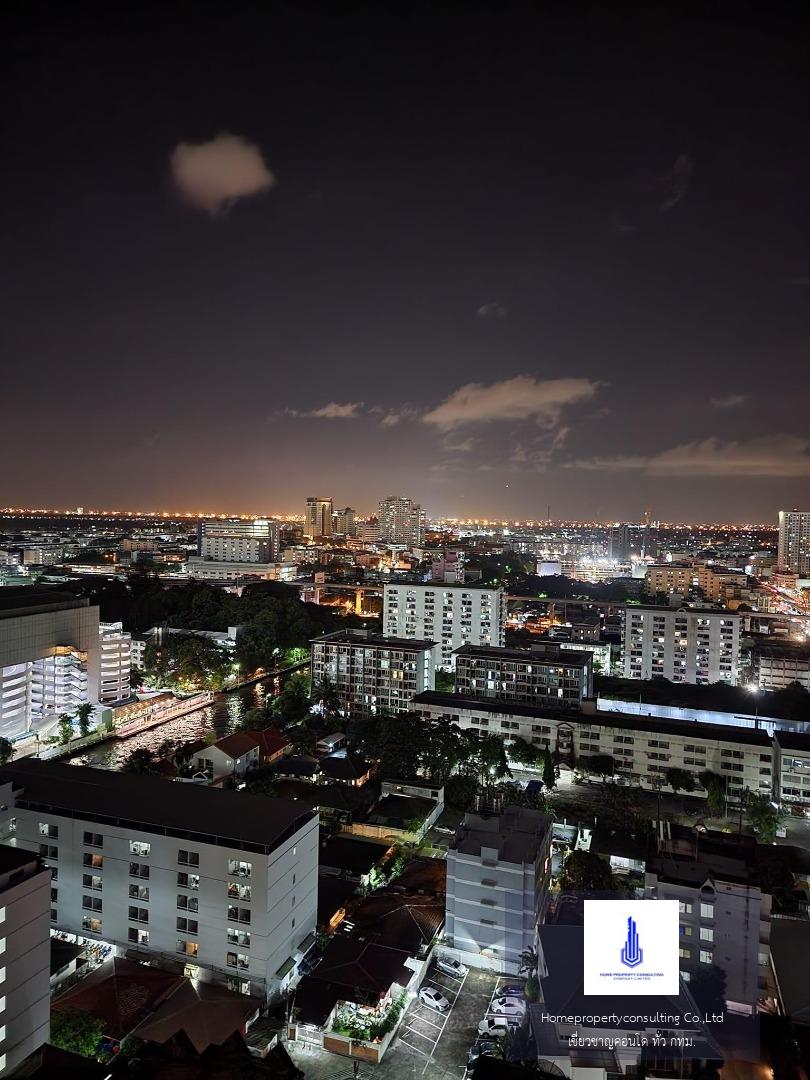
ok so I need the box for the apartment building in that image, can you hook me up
[454,642,593,709]
[99,621,132,704]
[383,583,505,669]
[0,761,318,1000]
[197,519,280,564]
[310,629,436,718]
[622,605,741,685]
[645,563,745,602]
[185,558,296,582]
[377,495,424,549]
[444,805,551,975]
[755,641,810,692]
[774,731,810,806]
[778,510,810,576]
[0,846,51,1076]
[410,692,775,800]
[304,498,333,539]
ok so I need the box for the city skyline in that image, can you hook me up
[4,6,810,519]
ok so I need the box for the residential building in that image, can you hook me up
[197,520,280,564]
[304,498,333,540]
[358,519,380,544]
[410,692,775,801]
[608,524,633,562]
[774,731,810,806]
[0,589,100,742]
[310,629,436,718]
[99,621,132,704]
[645,563,745,602]
[755,640,810,691]
[383,583,505,669]
[185,559,296,582]
[454,642,593,709]
[431,548,464,584]
[778,509,810,576]
[621,605,741,685]
[331,507,356,537]
[21,545,64,566]
[444,804,551,974]
[0,761,318,999]
[377,495,423,548]
[0,845,51,1076]
[194,732,262,783]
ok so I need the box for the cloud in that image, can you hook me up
[476,301,508,320]
[376,406,421,428]
[444,437,475,452]
[171,133,275,215]
[710,393,746,409]
[660,153,693,212]
[286,401,363,419]
[422,376,599,431]
[570,435,810,478]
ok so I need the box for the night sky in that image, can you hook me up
[4,3,810,521]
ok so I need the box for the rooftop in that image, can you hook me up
[0,586,89,618]
[0,760,314,855]
[319,835,392,876]
[311,629,437,650]
[384,581,501,592]
[454,642,591,667]
[453,804,551,864]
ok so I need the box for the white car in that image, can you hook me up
[477,1018,510,1039]
[490,996,526,1017]
[419,986,450,1012]
[436,957,468,979]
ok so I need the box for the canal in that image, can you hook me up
[67,672,297,771]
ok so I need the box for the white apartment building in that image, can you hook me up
[774,731,810,806]
[410,692,775,800]
[311,629,436,719]
[383,583,505,669]
[454,642,593,709]
[99,621,132,704]
[377,495,424,549]
[0,761,318,1000]
[185,558,297,582]
[622,605,741,685]
[778,509,810,576]
[444,805,551,975]
[0,590,100,742]
[198,519,280,563]
[0,845,51,1076]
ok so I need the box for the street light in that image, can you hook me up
[746,684,760,726]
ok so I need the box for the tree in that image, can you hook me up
[689,964,727,1017]
[581,754,615,783]
[698,770,727,817]
[664,766,695,796]
[746,791,785,844]
[434,669,454,693]
[542,747,556,790]
[559,849,615,893]
[57,713,74,744]
[508,737,542,768]
[0,737,13,765]
[313,676,343,723]
[444,774,478,812]
[122,747,160,775]
[271,672,311,725]
[75,703,95,738]
[50,1008,105,1057]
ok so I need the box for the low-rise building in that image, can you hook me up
[444,804,551,974]
[454,642,593,709]
[755,640,810,692]
[185,558,296,582]
[774,730,810,806]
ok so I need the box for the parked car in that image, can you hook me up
[498,984,525,998]
[437,957,468,979]
[419,986,450,1012]
[490,996,526,1016]
[478,1018,510,1038]
[468,1039,500,1064]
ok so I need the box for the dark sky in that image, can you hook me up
[4,2,810,521]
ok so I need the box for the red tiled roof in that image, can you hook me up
[243,727,293,759]
[214,731,262,758]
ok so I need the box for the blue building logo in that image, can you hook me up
[620,915,643,968]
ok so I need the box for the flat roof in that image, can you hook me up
[0,761,314,856]
[454,643,591,667]
[383,582,501,591]
[311,630,437,650]
[453,805,551,864]
[0,587,89,619]
[775,730,810,751]
[412,692,773,745]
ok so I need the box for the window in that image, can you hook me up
[679,947,691,959]
[177,940,198,957]
[82,896,102,912]
[130,863,149,879]
[129,884,149,901]
[82,916,102,934]
[128,907,149,923]
[700,903,714,919]
[228,859,252,878]
[38,823,58,839]
[83,875,103,892]
[680,925,693,937]
[227,928,251,948]
[83,832,103,847]
[39,845,58,860]
[128,928,149,945]
[177,872,200,890]
[83,853,103,869]
[226,952,250,969]
[699,950,712,964]
[178,850,199,867]
[227,906,251,924]
[177,895,199,912]
[176,917,198,934]
[129,841,151,857]
[700,927,714,942]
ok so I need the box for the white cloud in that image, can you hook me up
[286,401,363,419]
[422,376,599,431]
[171,133,275,215]
[710,393,746,409]
[570,434,810,478]
[476,301,508,320]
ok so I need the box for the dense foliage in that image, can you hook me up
[50,1008,105,1058]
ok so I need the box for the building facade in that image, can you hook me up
[304,498,333,540]
[444,805,551,974]
[377,496,424,549]
[454,642,593,709]
[0,846,51,1076]
[198,519,280,564]
[0,761,318,1000]
[621,605,741,685]
[99,622,132,704]
[383,583,505,669]
[311,630,436,718]
[778,510,810,576]
[185,558,296,582]
[332,507,356,537]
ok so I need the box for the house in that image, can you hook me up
[349,889,444,959]
[195,731,261,781]
[247,726,293,765]
[274,755,322,781]
[316,733,348,755]
[319,753,373,787]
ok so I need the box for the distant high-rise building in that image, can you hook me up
[304,497,333,539]
[332,507,356,537]
[377,495,423,548]
[608,524,633,562]
[198,519,280,563]
[778,510,810,576]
